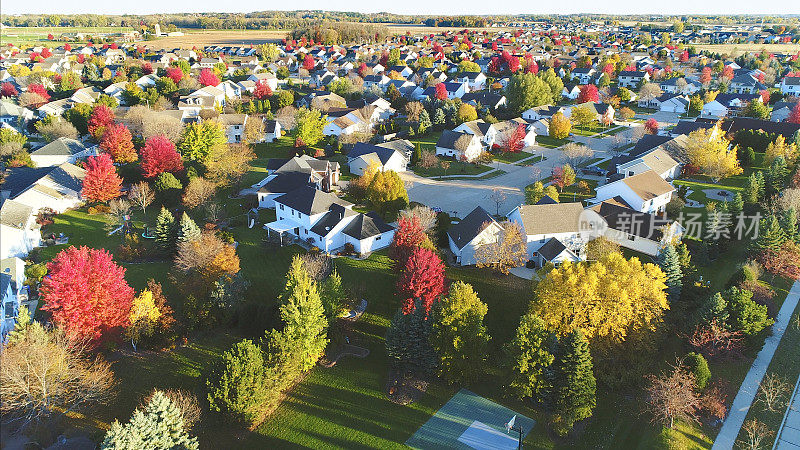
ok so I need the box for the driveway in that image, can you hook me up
[403,146,564,218]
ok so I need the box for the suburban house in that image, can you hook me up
[1,163,86,215]
[701,93,761,119]
[0,100,35,129]
[265,186,394,255]
[218,114,248,143]
[569,68,596,85]
[323,107,376,136]
[264,119,281,142]
[639,94,689,113]
[29,137,97,167]
[561,84,581,100]
[455,71,488,91]
[615,148,680,180]
[583,199,684,256]
[435,130,483,162]
[659,77,702,95]
[461,92,507,110]
[729,74,768,94]
[506,200,586,266]
[522,105,565,121]
[255,156,340,208]
[592,170,674,214]
[780,76,800,95]
[0,200,41,259]
[453,120,496,148]
[618,70,650,88]
[1,257,29,341]
[347,141,409,176]
[771,101,798,122]
[447,206,503,266]
[247,72,279,91]
[422,81,468,100]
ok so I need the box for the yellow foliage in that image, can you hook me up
[685,124,742,181]
[531,252,668,344]
[130,290,161,325]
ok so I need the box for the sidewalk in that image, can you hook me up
[774,374,800,449]
[712,280,800,450]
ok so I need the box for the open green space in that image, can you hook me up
[536,135,569,148]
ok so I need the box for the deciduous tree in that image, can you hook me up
[684,125,742,182]
[82,153,122,202]
[40,246,134,344]
[100,123,137,163]
[397,247,447,314]
[178,121,226,164]
[474,221,527,274]
[198,68,220,87]
[88,104,115,140]
[140,135,184,178]
[645,358,700,429]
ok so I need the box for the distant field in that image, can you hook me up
[695,43,800,55]
[385,23,517,35]
[146,29,288,50]
[1,26,135,47]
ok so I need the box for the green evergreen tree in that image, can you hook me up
[504,312,555,400]
[205,339,271,426]
[755,171,765,200]
[744,173,760,203]
[729,192,744,218]
[102,390,198,449]
[657,244,683,301]
[418,110,432,135]
[697,292,729,325]
[7,305,31,345]
[430,281,491,385]
[766,156,788,194]
[676,242,692,270]
[385,300,436,375]
[154,207,177,252]
[432,108,446,130]
[755,215,786,253]
[276,256,328,372]
[177,212,201,243]
[411,142,423,166]
[684,352,710,390]
[547,330,596,436]
[781,208,798,243]
[725,287,773,336]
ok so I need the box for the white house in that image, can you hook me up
[583,199,684,256]
[447,206,503,266]
[1,257,29,340]
[255,156,340,208]
[218,114,248,143]
[1,163,86,215]
[247,72,279,91]
[347,141,408,176]
[592,170,674,213]
[264,119,281,143]
[617,70,649,88]
[453,120,496,148]
[0,200,41,259]
[29,138,97,167]
[701,93,761,119]
[506,200,585,266]
[522,105,564,121]
[561,84,581,100]
[265,186,394,255]
[615,148,681,180]
[455,71,488,91]
[780,77,800,95]
[435,130,483,162]
[569,68,596,85]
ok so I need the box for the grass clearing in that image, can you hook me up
[536,135,569,148]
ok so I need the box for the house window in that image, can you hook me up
[376,236,381,241]
[279,204,284,211]
[628,234,635,241]
[304,229,308,235]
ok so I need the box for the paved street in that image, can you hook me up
[775,374,800,450]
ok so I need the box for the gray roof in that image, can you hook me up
[1,163,85,199]
[537,237,568,261]
[274,186,352,216]
[437,130,476,151]
[513,202,584,236]
[0,200,34,230]
[447,206,497,250]
[30,137,87,156]
[342,211,394,240]
[348,142,404,166]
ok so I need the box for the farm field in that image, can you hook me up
[694,43,800,55]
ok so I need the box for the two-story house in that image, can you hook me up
[506,199,585,267]
[435,130,483,162]
[592,170,674,214]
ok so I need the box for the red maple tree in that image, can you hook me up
[100,123,137,163]
[253,80,273,99]
[40,246,134,345]
[700,67,712,85]
[302,54,316,71]
[82,153,122,202]
[142,62,153,75]
[577,84,599,103]
[139,135,184,178]
[40,48,52,58]
[435,82,448,100]
[0,82,18,98]
[357,62,368,78]
[645,118,660,134]
[503,123,527,153]
[166,67,184,84]
[397,247,447,315]
[198,68,220,87]
[389,216,429,270]
[27,83,51,103]
[87,105,115,140]
[788,102,800,124]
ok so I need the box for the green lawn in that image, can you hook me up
[594,126,627,137]
[412,157,493,178]
[571,122,613,137]
[536,135,569,148]
[562,178,599,201]
[492,151,531,164]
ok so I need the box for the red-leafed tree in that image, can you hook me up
[302,54,316,71]
[142,62,153,75]
[87,104,115,140]
[357,62,368,77]
[139,135,184,178]
[82,153,122,202]
[100,123,137,163]
[507,56,520,73]
[788,102,800,124]
[759,242,800,280]
[722,66,734,80]
[577,84,599,103]
[488,56,502,75]
[645,118,660,134]
[679,50,689,62]
[40,246,134,345]
[64,43,72,51]
[435,82,448,100]
[389,216,431,270]
[527,60,539,74]
[253,80,273,99]
[502,123,527,153]
[27,83,51,103]
[198,68,220,87]
[47,33,54,40]
[0,82,18,98]
[397,247,447,314]
[759,89,770,104]
[166,67,183,84]
[700,67,712,85]
[41,48,52,58]
[602,63,614,76]
[77,53,85,64]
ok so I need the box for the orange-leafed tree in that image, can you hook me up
[100,123,137,163]
[82,153,122,202]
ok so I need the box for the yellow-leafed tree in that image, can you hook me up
[685,124,742,182]
[127,289,162,351]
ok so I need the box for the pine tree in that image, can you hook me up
[102,390,198,449]
[755,215,786,253]
[430,281,491,385]
[504,312,555,400]
[418,109,432,135]
[781,208,798,243]
[657,244,683,301]
[385,300,436,375]
[154,207,177,252]
[744,173,760,203]
[411,142,422,166]
[766,157,787,194]
[755,171,765,200]
[547,330,596,436]
[319,270,345,323]
[177,212,201,243]
[6,305,31,345]
[276,256,328,372]
[729,192,744,218]
[205,339,272,426]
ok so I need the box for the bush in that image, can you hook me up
[88,204,111,215]
[343,242,356,255]
[684,352,711,390]
[154,172,183,206]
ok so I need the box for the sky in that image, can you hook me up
[3,0,798,17]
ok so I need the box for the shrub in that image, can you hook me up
[684,352,711,390]
[87,204,111,215]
